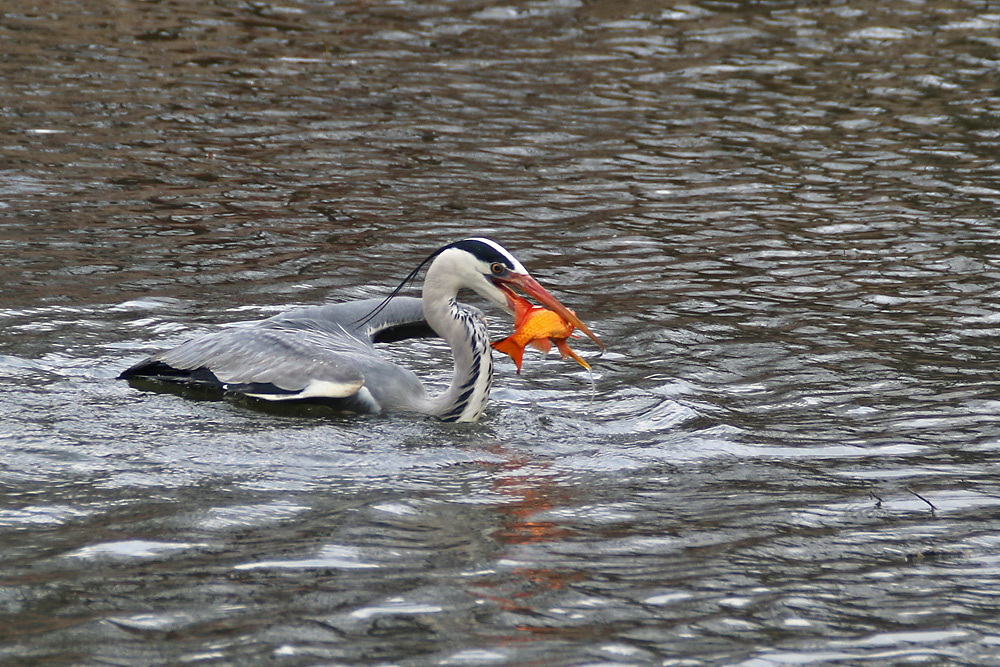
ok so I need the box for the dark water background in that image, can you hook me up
[4,0,1000,664]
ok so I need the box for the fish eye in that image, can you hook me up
[490,262,505,275]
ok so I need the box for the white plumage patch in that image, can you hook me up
[245,378,364,401]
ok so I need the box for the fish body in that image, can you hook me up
[491,295,591,373]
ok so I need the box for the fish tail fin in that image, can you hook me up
[491,337,525,374]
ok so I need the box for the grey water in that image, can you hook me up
[4,0,1000,664]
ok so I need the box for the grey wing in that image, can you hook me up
[119,296,434,405]
[151,323,371,399]
[270,296,432,344]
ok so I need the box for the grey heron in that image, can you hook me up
[119,238,603,422]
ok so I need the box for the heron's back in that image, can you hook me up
[120,296,437,413]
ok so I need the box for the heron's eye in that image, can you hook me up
[490,262,505,275]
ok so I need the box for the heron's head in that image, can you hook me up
[438,238,605,349]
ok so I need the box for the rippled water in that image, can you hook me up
[5,0,1000,664]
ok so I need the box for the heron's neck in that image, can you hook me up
[420,263,494,422]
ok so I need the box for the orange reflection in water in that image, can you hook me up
[466,443,590,637]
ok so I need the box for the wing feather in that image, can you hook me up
[120,296,434,406]
[151,324,369,395]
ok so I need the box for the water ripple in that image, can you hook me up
[4,0,1000,663]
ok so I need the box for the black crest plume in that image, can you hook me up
[353,243,452,329]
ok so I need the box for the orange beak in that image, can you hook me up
[493,273,605,349]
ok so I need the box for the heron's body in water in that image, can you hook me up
[120,239,603,422]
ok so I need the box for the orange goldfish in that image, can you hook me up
[492,294,591,374]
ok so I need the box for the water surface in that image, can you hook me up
[4,0,1000,664]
